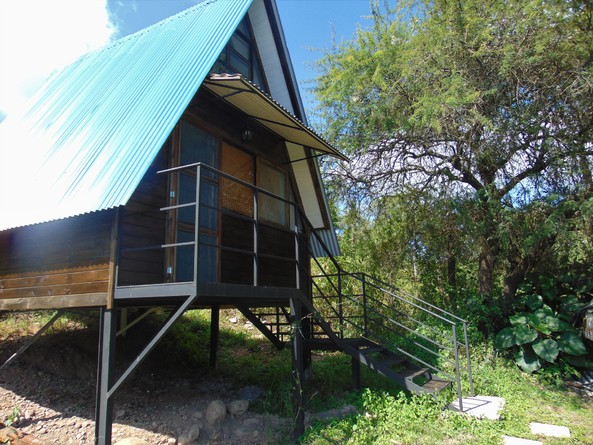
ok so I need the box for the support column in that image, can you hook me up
[210,305,220,369]
[290,298,304,442]
[352,357,361,391]
[95,307,117,445]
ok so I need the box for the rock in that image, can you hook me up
[341,405,357,416]
[167,438,177,445]
[113,439,151,445]
[230,317,238,323]
[234,417,261,438]
[236,386,264,401]
[206,400,227,425]
[227,400,249,416]
[178,423,201,445]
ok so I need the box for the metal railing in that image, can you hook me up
[116,162,306,289]
[293,222,474,407]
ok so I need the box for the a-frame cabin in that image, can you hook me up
[0,1,473,443]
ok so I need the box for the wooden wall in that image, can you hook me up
[0,210,115,310]
[117,149,169,286]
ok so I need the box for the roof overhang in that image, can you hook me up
[202,74,348,161]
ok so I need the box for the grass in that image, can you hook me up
[2,310,592,444]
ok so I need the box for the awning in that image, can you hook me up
[202,74,349,161]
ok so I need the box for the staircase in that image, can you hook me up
[249,226,474,410]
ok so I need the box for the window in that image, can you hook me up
[221,142,254,216]
[211,17,268,91]
[257,160,289,227]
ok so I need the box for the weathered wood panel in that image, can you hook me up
[0,211,114,310]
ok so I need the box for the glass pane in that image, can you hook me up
[199,180,219,231]
[230,33,250,60]
[236,18,250,37]
[199,234,218,284]
[221,143,254,217]
[229,50,250,78]
[180,121,219,167]
[258,161,288,226]
[175,230,194,282]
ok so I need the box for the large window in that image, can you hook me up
[211,17,267,90]
[258,159,289,227]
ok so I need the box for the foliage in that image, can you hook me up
[302,343,593,444]
[316,0,593,312]
[495,278,592,372]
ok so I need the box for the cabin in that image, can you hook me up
[0,1,473,443]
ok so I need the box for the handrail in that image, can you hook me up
[294,209,474,406]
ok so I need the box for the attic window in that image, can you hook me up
[211,16,267,91]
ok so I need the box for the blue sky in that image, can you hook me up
[0,0,375,121]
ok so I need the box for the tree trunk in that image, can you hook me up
[478,246,495,298]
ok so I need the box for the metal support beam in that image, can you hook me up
[95,307,117,445]
[290,298,304,442]
[210,305,220,369]
[236,305,284,350]
[94,294,197,445]
[1,309,66,371]
[352,357,361,391]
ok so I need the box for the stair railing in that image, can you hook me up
[296,216,474,408]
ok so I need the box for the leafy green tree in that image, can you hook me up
[316,0,593,315]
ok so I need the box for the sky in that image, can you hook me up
[0,0,375,122]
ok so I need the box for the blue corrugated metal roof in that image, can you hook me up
[0,0,253,231]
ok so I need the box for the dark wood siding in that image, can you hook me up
[0,211,115,310]
[117,148,169,286]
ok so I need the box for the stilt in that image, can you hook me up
[290,298,305,442]
[95,307,117,445]
[210,304,220,369]
[352,356,361,391]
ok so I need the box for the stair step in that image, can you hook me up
[342,337,377,348]
[377,355,407,367]
[421,378,452,393]
[360,345,387,354]
[400,367,430,380]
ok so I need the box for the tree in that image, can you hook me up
[316,0,593,315]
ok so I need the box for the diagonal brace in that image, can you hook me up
[1,309,66,370]
[107,294,198,398]
[236,305,285,350]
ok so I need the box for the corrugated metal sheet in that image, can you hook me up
[0,0,253,231]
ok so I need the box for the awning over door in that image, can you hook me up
[202,74,349,162]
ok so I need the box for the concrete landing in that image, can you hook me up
[448,395,505,420]
[503,436,542,445]
[530,422,571,438]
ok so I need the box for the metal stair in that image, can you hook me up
[242,208,474,409]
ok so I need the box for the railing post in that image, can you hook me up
[362,273,368,337]
[294,205,300,291]
[463,321,474,396]
[338,271,343,339]
[452,324,463,412]
[193,165,202,285]
[253,188,258,287]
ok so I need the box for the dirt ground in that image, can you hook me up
[0,318,293,445]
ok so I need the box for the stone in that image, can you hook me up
[227,400,249,416]
[341,405,357,416]
[178,423,201,445]
[529,422,570,438]
[234,417,261,438]
[113,439,151,445]
[229,317,238,323]
[502,436,542,445]
[206,400,227,425]
[448,395,505,420]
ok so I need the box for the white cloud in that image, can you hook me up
[0,0,117,118]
